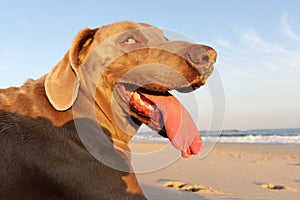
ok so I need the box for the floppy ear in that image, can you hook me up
[45,28,96,111]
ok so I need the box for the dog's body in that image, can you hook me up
[0,21,216,199]
[0,111,144,199]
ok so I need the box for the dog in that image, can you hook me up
[0,21,216,199]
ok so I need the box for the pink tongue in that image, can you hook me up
[142,93,202,158]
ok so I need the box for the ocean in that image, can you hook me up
[132,128,300,144]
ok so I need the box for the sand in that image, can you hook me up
[129,142,300,200]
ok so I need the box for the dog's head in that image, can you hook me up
[45,21,217,157]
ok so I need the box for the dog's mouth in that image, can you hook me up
[116,83,202,158]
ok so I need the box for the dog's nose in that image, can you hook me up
[186,44,217,72]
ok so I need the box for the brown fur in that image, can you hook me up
[0,21,216,199]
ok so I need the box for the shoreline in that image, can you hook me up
[131,140,300,145]
[129,142,300,200]
[133,128,300,145]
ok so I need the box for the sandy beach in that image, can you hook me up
[129,142,300,200]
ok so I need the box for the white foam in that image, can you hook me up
[203,135,300,144]
[132,134,300,144]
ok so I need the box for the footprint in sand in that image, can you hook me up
[261,183,285,190]
[288,163,300,166]
[161,180,223,194]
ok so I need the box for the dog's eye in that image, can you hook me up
[124,37,137,45]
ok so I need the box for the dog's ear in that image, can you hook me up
[45,28,96,111]
[69,28,97,71]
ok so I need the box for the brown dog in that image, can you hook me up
[0,21,216,199]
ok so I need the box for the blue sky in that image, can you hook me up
[0,0,299,130]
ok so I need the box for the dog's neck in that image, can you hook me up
[0,76,140,146]
[77,80,141,146]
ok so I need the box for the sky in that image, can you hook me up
[0,0,299,130]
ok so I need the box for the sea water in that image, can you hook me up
[132,128,300,144]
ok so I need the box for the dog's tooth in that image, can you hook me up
[133,92,140,100]
[139,99,146,106]
[148,105,154,111]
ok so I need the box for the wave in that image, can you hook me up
[203,135,300,144]
[132,135,300,144]
[202,129,300,137]
[132,129,300,144]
